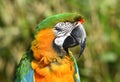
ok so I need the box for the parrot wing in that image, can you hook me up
[15,50,34,82]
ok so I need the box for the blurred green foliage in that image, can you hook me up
[0,0,120,82]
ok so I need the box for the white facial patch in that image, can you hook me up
[54,33,71,47]
[54,36,67,47]
[53,22,74,47]
[54,22,74,37]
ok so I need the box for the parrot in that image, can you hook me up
[15,13,86,82]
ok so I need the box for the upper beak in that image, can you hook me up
[63,22,86,57]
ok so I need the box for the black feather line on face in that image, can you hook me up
[52,40,67,57]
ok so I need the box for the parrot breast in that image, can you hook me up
[31,28,75,82]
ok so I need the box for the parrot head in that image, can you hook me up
[33,13,86,59]
[53,19,86,57]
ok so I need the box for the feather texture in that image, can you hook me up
[15,51,34,82]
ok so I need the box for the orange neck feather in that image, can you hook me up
[31,28,58,65]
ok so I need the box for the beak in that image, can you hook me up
[63,22,86,57]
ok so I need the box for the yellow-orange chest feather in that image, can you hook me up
[31,28,75,82]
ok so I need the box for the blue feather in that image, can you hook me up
[15,50,34,82]
[22,68,34,82]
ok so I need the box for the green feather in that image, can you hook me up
[36,13,83,34]
[69,50,81,82]
[15,50,34,82]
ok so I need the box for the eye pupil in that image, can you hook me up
[55,27,62,31]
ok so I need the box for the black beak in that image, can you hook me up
[63,23,86,57]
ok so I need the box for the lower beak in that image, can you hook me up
[63,23,86,57]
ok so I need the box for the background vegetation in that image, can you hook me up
[0,0,120,82]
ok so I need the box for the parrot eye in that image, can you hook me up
[54,27,62,32]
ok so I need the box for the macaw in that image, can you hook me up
[15,13,86,82]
